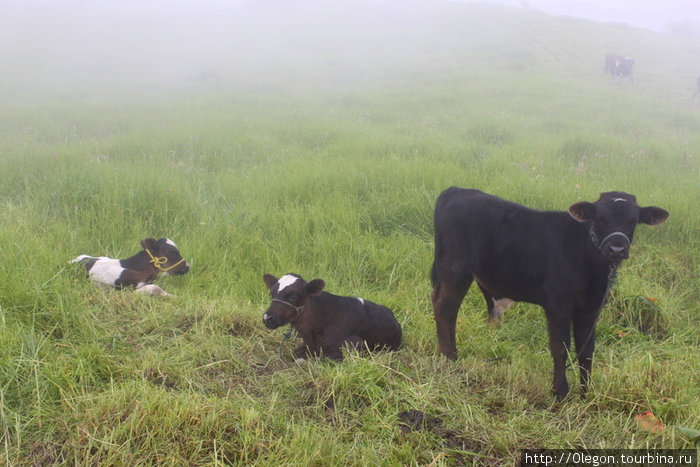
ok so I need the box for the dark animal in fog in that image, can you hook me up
[263,273,402,360]
[604,53,635,83]
[71,238,190,296]
[430,188,668,400]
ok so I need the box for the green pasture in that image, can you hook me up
[0,2,698,465]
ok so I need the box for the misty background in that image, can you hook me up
[1,0,699,99]
[493,0,700,33]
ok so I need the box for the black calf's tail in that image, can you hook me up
[430,255,439,288]
[430,234,443,305]
[431,187,459,289]
[431,205,439,288]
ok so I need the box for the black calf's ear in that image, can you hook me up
[639,206,669,226]
[141,238,159,250]
[263,274,278,289]
[568,201,596,222]
[306,279,326,296]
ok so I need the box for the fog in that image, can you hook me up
[1,0,443,95]
[1,0,699,97]
[488,0,700,33]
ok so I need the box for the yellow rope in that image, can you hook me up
[145,249,185,272]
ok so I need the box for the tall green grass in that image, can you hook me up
[1,2,698,465]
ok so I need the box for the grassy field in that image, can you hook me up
[1,2,699,465]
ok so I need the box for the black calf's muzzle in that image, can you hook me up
[171,262,190,275]
[263,299,305,329]
[590,229,630,260]
[262,312,279,329]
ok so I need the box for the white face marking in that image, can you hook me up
[87,258,125,286]
[165,238,178,248]
[612,198,628,203]
[276,274,299,293]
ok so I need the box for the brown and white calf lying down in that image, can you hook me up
[71,238,190,296]
[263,273,402,360]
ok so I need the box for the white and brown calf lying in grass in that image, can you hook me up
[71,238,190,296]
[263,273,402,360]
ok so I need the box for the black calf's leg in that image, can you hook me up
[432,274,472,360]
[573,311,597,398]
[478,284,497,323]
[318,332,355,361]
[343,335,364,351]
[295,339,325,360]
[323,347,344,361]
[294,344,311,360]
[545,307,573,401]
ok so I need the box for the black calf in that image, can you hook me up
[263,273,402,360]
[431,188,668,400]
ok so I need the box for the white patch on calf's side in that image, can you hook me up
[86,258,124,286]
[73,253,175,298]
[277,274,299,293]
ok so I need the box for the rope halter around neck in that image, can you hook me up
[271,298,305,320]
[145,248,185,273]
[589,228,630,252]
